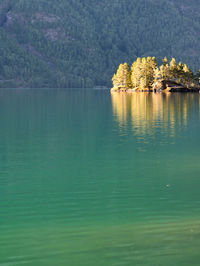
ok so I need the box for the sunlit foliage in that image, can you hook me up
[112,57,196,90]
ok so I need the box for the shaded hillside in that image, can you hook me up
[0,0,200,88]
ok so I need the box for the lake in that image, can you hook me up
[0,89,200,265]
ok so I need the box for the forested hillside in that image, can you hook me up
[0,0,200,88]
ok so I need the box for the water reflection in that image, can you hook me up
[111,92,199,137]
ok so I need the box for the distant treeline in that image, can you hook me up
[0,0,200,88]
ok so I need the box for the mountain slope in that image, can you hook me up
[0,0,200,88]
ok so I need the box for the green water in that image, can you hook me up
[0,89,200,266]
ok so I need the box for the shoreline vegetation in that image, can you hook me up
[111,57,200,93]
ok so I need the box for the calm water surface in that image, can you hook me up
[0,89,200,265]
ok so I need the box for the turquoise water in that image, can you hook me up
[0,89,200,265]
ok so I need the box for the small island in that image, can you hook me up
[111,57,200,92]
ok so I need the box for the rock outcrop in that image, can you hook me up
[153,80,199,92]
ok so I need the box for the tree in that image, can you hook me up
[162,56,168,67]
[169,58,178,80]
[182,64,194,87]
[112,63,132,88]
[131,58,142,89]
[131,57,157,89]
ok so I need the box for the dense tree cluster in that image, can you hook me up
[112,57,197,90]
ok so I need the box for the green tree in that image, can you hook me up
[169,58,178,80]
[182,64,194,87]
[112,63,132,88]
[162,56,168,67]
[131,58,142,89]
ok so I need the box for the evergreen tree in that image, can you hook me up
[182,64,194,87]
[169,58,178,80]
[153,67,162,83]
[112,63,132,89]
[131,57,157,89]
[146,56,157,87]
[162,56,168,67]
[159,64,170,80]
[177,62,184,83]
[131,58,142,89]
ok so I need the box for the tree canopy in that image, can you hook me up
[112,57,197,91]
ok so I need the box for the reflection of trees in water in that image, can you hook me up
[111,92,198,137]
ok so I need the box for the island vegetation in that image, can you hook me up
[111,57,200,92]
